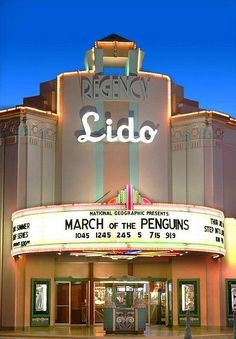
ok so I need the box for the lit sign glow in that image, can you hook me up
[11,204,225,256]
[77,112,158,144]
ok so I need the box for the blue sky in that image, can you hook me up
[0,0,236,116]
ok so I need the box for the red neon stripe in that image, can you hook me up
[126,184,133,210]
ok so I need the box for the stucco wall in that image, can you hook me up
[171,115,236,217]
[59,72,171,204]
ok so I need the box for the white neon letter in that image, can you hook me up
[139,126,158,143]
[77,112,105,143]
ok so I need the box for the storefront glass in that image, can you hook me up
[94,281,166,325]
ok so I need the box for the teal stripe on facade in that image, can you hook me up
[95,101,104,202]
[129,102,139,189]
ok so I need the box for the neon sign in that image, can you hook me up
[77,112,158,144]
[81,76,150,100]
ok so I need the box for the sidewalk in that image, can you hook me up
[0,325,234,339]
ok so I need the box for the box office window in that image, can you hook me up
[177,279,200,326]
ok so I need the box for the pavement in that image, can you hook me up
[0,325,234,339]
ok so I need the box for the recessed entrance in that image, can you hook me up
[94,279,172,326]
[55,279,172,326]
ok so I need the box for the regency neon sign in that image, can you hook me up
[77,112,158,144]
[81,76,150,100]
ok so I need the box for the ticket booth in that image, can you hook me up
[96,280,147,333]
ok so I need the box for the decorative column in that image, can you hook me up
[89,262,94,325]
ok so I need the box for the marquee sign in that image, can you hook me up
[11,204,225,256]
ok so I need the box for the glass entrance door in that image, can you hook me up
[56,281,88,325]
[94,283,106,323]
[167,280,173,326]
[150,281,167,325]
[56,282,70,324]
[71,282,87,324]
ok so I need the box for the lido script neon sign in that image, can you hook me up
[77,112,158,144]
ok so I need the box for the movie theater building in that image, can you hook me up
[0,34,236,331]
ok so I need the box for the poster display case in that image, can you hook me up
[226,279,236,326]
[178,279,200,326]
[31,279,50,326]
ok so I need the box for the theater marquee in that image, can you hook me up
[11,204,225,256]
